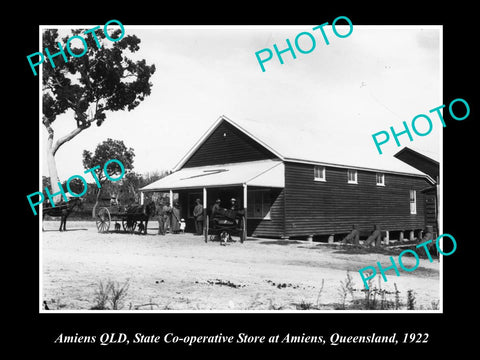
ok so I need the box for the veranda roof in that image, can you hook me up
[140,159,284,192]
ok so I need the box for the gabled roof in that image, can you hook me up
[174,115,434,179]
[173,115,283,171]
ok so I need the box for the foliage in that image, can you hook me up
[109,280,130,310]
[358,277,397,310]
[41,27,155,201]
[42,176,51,198]
[91,280,110,310]
[82,138,135,184]
[91,279,130,310]
[316,278,325,308]
[290,272,431,311]
[82,138,135,217]
[394,283,402,309]
[337,272,354,309]
[61,177,86,196]
[42,28,155,130]
[406,289,416,310]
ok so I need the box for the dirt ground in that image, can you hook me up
[41,220,441,312]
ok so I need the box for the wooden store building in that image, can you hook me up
[140,115,437,240]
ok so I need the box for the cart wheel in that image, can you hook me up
[204,215,209,243]
[240,217,246,243]
[96,207,111,233]
[123,219,137,233]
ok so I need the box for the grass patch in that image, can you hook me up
[292,272,439,311]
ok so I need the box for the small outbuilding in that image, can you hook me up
[140,115,436,240]
[394,146,440,237]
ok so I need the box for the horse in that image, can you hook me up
[42,197,84,231]
[125,200,156,234]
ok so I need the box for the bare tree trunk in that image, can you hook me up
[44,120,62,204]
[43,118,86,205]
[92,188,102,218]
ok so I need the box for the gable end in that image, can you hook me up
[182,120,279,168]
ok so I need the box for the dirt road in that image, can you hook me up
[41,221,440,311]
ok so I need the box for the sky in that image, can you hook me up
[40,25,442,181]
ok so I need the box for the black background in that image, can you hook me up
[13,2,476,356]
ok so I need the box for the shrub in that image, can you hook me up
[406,289,416,310]
[91,279,130,310]
[331,272,417,310]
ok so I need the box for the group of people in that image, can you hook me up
[155,199,183,235]
[155,197,240,236]
[192,197,240,236]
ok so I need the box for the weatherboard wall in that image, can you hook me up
[283,162,429,238]
[246,187,285,238]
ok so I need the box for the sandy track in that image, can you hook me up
[41,221,440,311]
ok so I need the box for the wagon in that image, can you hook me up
[95,202,156,234]
[204,207,246,244]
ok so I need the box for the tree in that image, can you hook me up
[42,27,155,203]
[141,170,169,187]
[83,139,135,217]
[118,171,143,204]
[110,170,169,205]
[61,177,86,196]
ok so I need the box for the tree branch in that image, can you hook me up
[43,83,56,92]
[120,73,137,79]
[52,126,85,156]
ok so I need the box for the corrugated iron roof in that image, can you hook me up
[174,115,435,177]
[140,159,284,191]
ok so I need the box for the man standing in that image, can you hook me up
[171,201,181,234]
[156,199,165,235]
[193,198,204,235]
[162,200,172,234]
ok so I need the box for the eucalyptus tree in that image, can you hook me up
[42,26,155,203]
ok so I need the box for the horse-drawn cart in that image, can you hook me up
[204,207,246,244]
[95,202,156,234]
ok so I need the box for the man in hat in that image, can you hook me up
[156,199,165,235]
[230,197,238,211]
[162,200,172,233]
[229,198,241,240]
[193,198,204,235]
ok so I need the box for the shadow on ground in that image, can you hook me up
[42,228,89,232]
[303,243,439,260]
[256,240,305,246]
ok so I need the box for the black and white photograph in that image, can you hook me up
[14,5,477,354]
[38,24,442,312]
